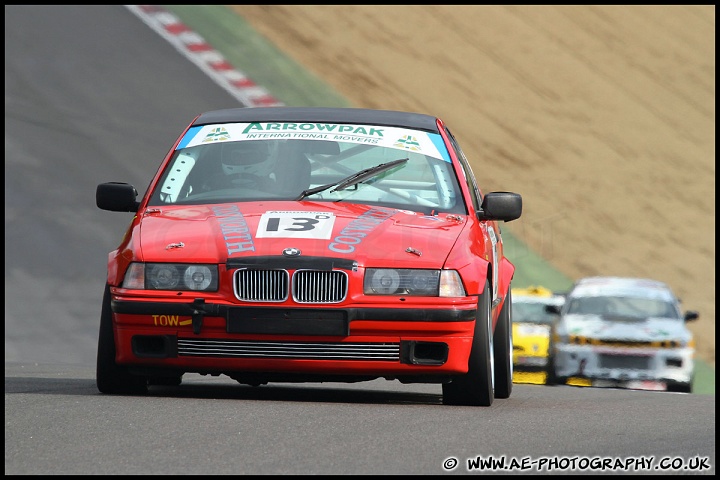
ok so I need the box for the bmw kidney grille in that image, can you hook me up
[234,268,348,303]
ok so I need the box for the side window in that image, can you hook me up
[445,128,482,213]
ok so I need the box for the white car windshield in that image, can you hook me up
[513,301,558,324]
[565,296,681,319]
[148,122,466,215]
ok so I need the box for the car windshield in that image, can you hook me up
[513,301,558,325]
[148,122,466,215]
[565,296,681,319]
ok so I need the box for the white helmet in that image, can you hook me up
[220,141,277,177]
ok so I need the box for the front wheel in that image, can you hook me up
[96,284,148,395]
[545,349,558,386]
[666,381,692,393]
[443,281,494,406]
[493,288,513,399]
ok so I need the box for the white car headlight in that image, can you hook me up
[122,263,218,291]
[364,269,466,297]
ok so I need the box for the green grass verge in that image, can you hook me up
[164,5,351,108]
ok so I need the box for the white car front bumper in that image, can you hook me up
[553,344,694,385]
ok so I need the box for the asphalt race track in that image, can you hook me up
[4,5,715,475]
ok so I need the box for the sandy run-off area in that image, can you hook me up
[233,6,715,367]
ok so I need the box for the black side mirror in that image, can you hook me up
[545,304,562,315]
[96,182,139,212]
[684,311,699,322]
[477,192,522,222]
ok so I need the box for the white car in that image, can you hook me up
[546,277,698,393]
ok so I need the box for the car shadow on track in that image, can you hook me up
[4,374,445,405]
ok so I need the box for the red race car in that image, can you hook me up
[96,107,522,406]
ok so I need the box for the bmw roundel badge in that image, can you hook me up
[282,247,301,257]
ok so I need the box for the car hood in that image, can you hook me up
[560,314,692,342]
[137,201,467,268]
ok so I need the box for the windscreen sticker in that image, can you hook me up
[573,287,673,301]
[429,134,451,162]
[203,126,232,142]
[256,211,336,239]
[176,126,203,149]
[393,135,421,151]
[177,122,449,160]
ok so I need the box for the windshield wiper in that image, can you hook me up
[295,158,408,201]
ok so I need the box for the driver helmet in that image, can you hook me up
[220,140,278,177]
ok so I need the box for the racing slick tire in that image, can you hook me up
[545,341,559,386]
[666,381,692,393]
[493,287,513,399]
[545,356,557,385]
[96,284,148,395]
[442,281,494,406]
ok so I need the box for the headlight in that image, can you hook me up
[122,263,218,291]
[364,269,466,297]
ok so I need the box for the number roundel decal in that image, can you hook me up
[257,211,336,239]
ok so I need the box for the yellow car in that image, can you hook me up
[512,286,565,385]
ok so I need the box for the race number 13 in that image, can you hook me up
[256,211,336,239]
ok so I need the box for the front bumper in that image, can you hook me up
[553,343,694,385]
[513,354,548,371]
[110,295,479,380]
